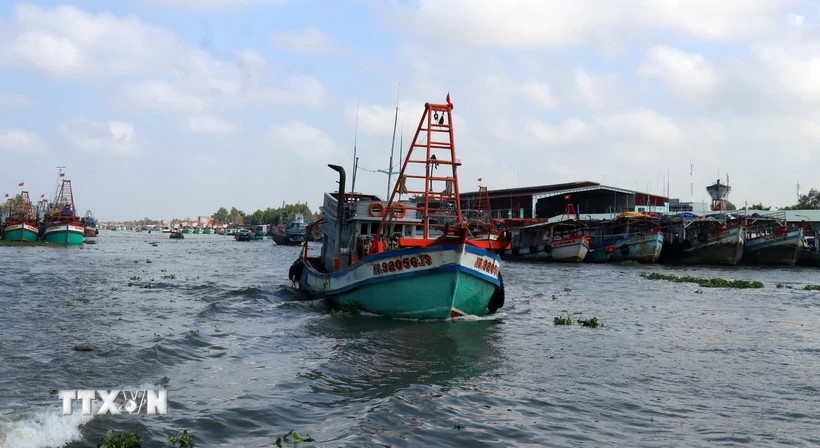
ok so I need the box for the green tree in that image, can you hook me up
[782,188,820,210]
[749,203,771,210]
[212,207,229,224]
[725,200,737,211]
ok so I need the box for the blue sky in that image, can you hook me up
[1,0,819,219]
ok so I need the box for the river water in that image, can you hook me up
[0,232,818,447]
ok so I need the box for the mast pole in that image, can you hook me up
[351,95,360,194]
[386,83,400,200]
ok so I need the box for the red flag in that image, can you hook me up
[59,173,64,177]
[478,178,483,182]
[4,194,7,198]
[18,182,23,186]
[446,92,452,108]
[41,194,45,198]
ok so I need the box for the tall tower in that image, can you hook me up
[706,177,731,211]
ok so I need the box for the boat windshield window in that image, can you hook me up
[360,223,368,235]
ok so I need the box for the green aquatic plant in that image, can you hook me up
[161,274,176,280]
[563,288,572,292]
[65,301,74,307]
[98,430,140,448]
[554,315,573,325]
[454,423,464,430]
[0,240,58,247]
[620,260,639,266]
[168,430,195,448]
[776,283,784,288]
[275,430,314,447]
[803,284,820,291]
[110,287,118,291]
[83,239,96,244]
[639,272,763,289]
[130,276,141,281]
[577,317,600,328]
[81,299,89,304]
[146,259,152,263]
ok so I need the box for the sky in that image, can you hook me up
[1,0,820,220]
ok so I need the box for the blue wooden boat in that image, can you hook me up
[742,212,803,265]
[290,97,504,319]
[588,212,664,263]
[273,214,306,245]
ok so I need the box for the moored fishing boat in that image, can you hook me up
[1,191,39,242]
[741,211,803,265]
[290,95,504,319]
[662,215,744,265]
[588,212,664,263]
[502,205,589,262]
[41,175,86,246]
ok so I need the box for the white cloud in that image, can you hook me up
[0,94,31,107]
[394,0,798,48]
[0,129,44,153]
[263,121,336,160]
[182,116,241,134]
[787,13,805,26]
[573,69,611,108]
[0,4,182,78]
[138,0,285,8]
[751,46,820,103]
[272,28,341,53]
[120,80,208,112]
[518,81,558,110]
[60,118,139,156]
[639,46,719,101]
[251,75,328,108]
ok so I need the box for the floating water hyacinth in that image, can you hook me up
[640,272,764,289]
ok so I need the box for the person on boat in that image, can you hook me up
[60,204,73,216]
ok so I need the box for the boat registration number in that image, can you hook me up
[372,254,433,275]
[765,233,787,241]
[473,257,500,276]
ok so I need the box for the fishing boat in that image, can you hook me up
[587,212,664,263]
[464,185,512,254]
[41,175,86,246]
[741,211,803,265]
[1,191,39,242]
[82,210,99,237]
[170,230,184,239]
[290,95,505,319]
[182,228,193,234]
[661,214,744,265]
[235,228,253,241]
[273,213,307,245]
[502,204,589,262]
[203,227,215,234]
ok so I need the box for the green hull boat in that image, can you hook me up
[42,224,85,246]
[1,223,39,242]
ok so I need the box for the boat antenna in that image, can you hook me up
[351,95,360,194]
[386,83,400,200]
[398,124,403,190]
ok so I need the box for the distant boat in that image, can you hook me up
[41,175,86,246]
[1,191,39,242]
[272,214,306,245]
[742,211,803,265]
[235,229,252,241]
[587,212,663,263]
[83,210,99,237]
[170,230,184,239]
[502,205,589,262]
